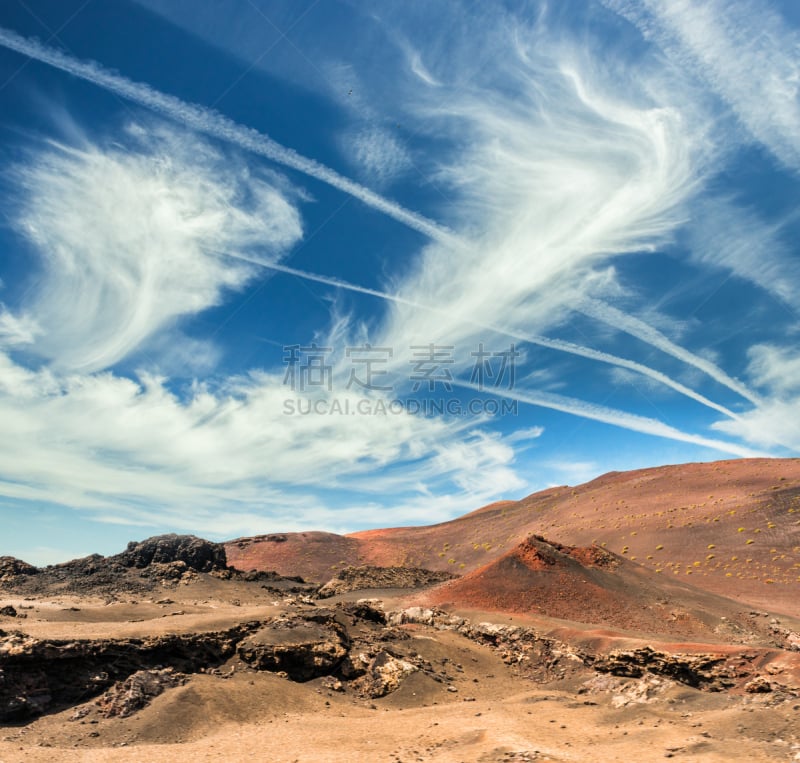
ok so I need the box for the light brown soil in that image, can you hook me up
[1,577,799,762]
[3,459,800,761]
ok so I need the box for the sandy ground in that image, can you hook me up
[2,672,799,762]
[2,583,799,763]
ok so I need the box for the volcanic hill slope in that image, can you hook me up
[422,535,799,644]
[3,524,800,761]
[227,458,800,616]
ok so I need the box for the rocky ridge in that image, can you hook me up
[3,601,797,723]
[317,565,457,598]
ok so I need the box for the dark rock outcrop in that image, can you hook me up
[0,623,256,721]
[237,612,350,681]
[590,647,735,690]
[0,535,232,597]
[111,534,227,573]
[0,557,39,583]
[317,565,457,598]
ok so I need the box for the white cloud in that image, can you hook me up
[713,399,800,452]
[370,13,711,355]
[405,47,440,87]
[13,123,302,372]
[606,0,800,171]
[367,16,747,426]
[0,26,456,246]
[0,350,524,530]
[505,426,545,444]
[0,306,40,346]
[348,126,411,182]
[687,197,799,304]
[745,344,800,399]
[712,344,800,451]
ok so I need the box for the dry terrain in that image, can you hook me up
[1,459,800,761]
[228,458,800,616]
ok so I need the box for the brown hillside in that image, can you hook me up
[422,534,791,641]
[225,458,800,615]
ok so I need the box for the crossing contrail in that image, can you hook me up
[456,381,765,459]
[208,246,742,421]
[0,26,758,416]
[578,297,761,405]
[0,26,459,247]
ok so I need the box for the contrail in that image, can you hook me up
[0,26,458,247]
[578,297,762,406]
[0,27,759,414]
[209,247,741,421]
[455,381,766,459]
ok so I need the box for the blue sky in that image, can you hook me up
[0,0,799,564]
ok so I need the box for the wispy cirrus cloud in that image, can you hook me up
[743,344,800,401]
[0,349,524,530]
[0,306,40,347]
[686,196,800,305]
[346,126,411,183]
[12,123,302,372]
[371,10,740,408]
[605,0,800,172]
[712,344,800,451]
[0,25,457,246]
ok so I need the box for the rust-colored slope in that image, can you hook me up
[520,459,800,615]
[225,459,800,614]
[225,532,367,581]
[423,535,792,641]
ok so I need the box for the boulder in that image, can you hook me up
[0,557,39,583]
[95,668,186,717]
[237,614,349,681]
[112,535,227,572]
[354,650,417,698]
